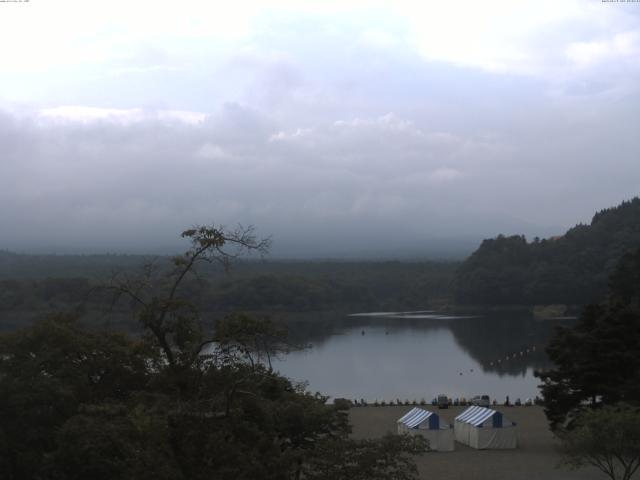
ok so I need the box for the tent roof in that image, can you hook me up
[455,406,503,427]
[397,407,435,428]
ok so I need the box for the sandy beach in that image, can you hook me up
[349,405,605,480]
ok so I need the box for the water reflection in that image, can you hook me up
[272,311,571,402]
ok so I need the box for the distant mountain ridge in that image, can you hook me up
[453,197,640,306]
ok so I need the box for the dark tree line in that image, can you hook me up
[0,262,456,328]
[454,197,640,306]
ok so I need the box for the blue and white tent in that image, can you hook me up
[454,406,517,449]
[397,407,454,451]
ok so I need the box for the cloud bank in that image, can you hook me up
[0,1,639,257]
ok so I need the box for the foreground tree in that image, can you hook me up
[0,316,427,480]
[214,312,292,370]
[107,224,271,370]
[0,225,428,480]
[559,404,640,480]
[0,314,156,479]
[536,248,640,429]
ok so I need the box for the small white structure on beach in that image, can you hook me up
[454,406,517,449]
[397,407,454,451]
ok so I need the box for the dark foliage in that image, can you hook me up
[558,404,640,480]
[0,315,427,480]
[0,261,456,333]
[0,225,427,479]
[536,248,640,429]
[454,197,640,305]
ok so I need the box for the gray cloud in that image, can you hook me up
[1,88,639,258]
[1,3,639,257]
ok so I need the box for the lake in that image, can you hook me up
[271,310,572,404]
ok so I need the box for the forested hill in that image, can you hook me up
[453,197,640,306]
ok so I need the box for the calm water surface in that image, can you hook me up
[272,311,572,403]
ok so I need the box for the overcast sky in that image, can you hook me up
[1,0,639,257]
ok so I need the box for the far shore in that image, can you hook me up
[349,405,602,480]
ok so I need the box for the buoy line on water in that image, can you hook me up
[488,345,537,368]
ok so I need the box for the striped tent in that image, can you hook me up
[397,407,454,451]
[454,406,517,449]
